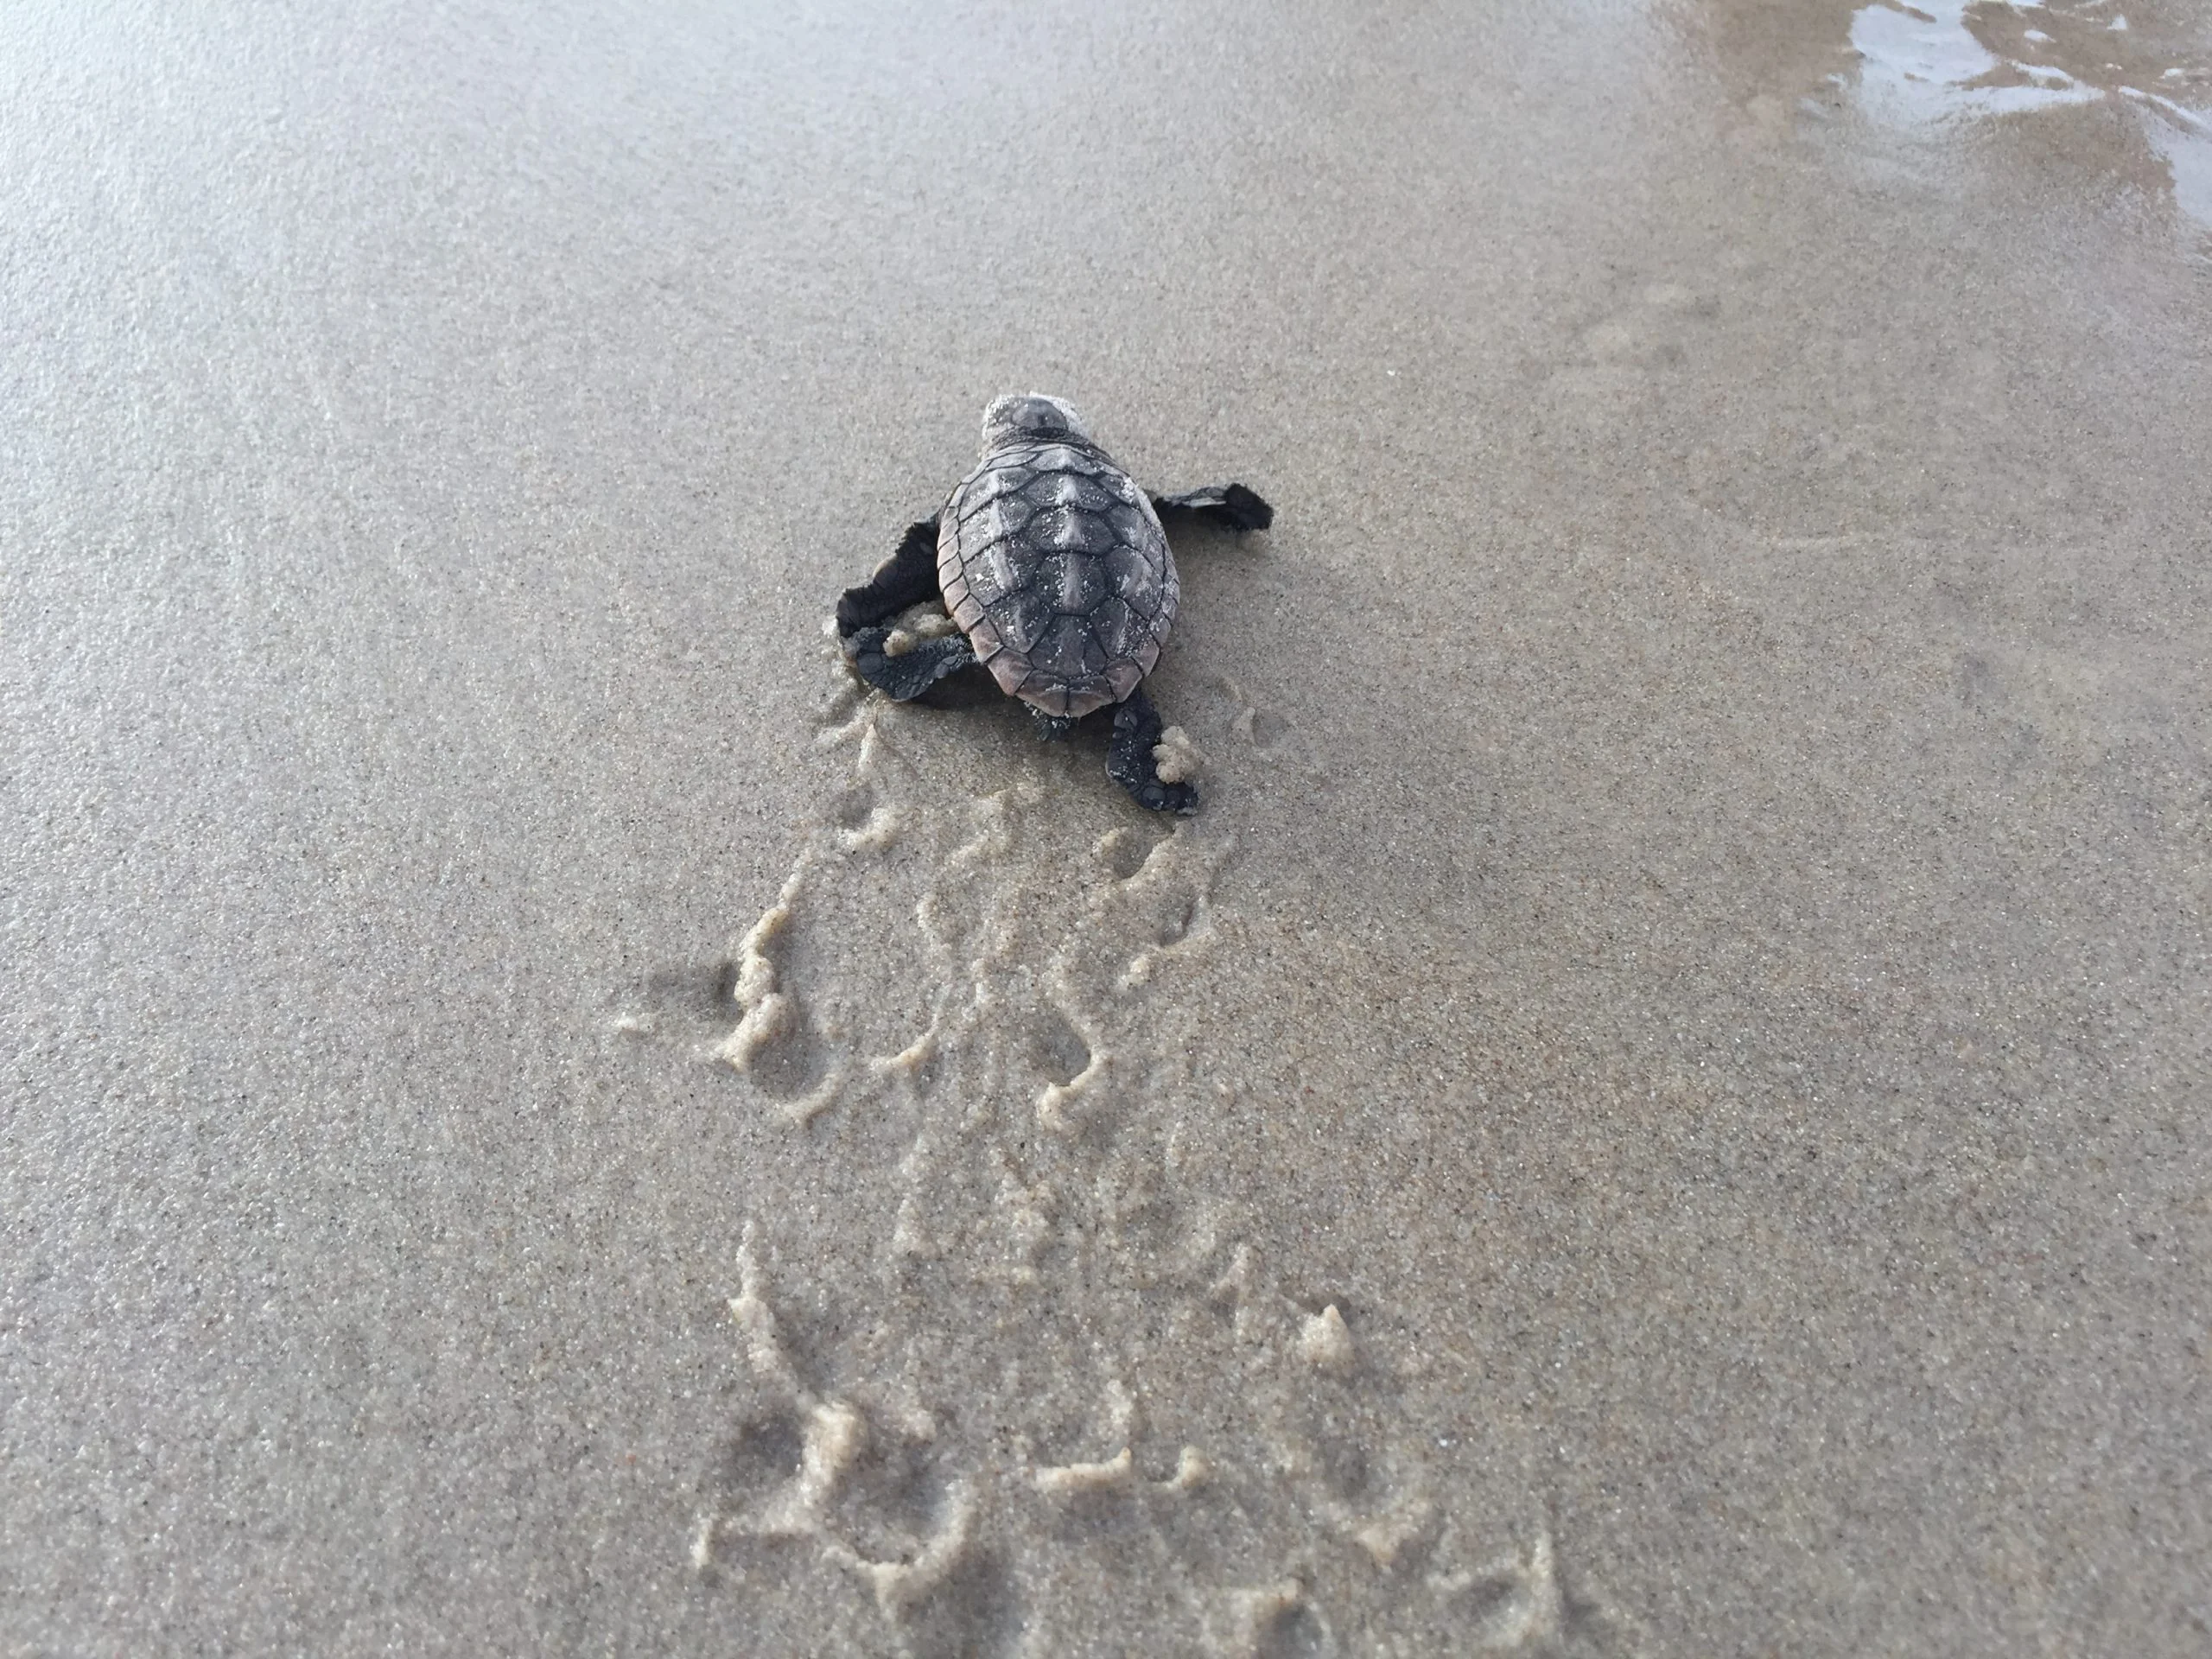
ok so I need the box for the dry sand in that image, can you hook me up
[4,2,2209,1654]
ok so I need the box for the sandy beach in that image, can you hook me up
[5,2,2209,1652]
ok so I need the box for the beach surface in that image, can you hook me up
[4,2,2209,1653]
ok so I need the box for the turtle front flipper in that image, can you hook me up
[1149,484,1273,534]
[838,514,975,701]
[838,516,944,635]
[1108,684,1198,816]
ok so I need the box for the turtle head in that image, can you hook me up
[981,392,1091,451]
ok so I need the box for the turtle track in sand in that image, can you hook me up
[648,639,1640,1656]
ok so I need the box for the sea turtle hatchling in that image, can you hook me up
[836,393,1272,814]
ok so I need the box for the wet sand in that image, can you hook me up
[4,2,2209,1653]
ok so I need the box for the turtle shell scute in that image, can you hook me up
[996,581,1056,655]
[1090,594,1139,658]
[1034,614,1108,681]
[1103,543,1160,608]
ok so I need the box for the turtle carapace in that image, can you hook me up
[835,393,1272,814]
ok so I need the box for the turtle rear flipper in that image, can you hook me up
[847,626,976,702]
[1108,685,1198,816]
[1149,483,1273,534]
[839,513,975,701]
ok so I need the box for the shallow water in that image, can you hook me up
[1847,0,2212,229]
[4,2,2208,1654]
